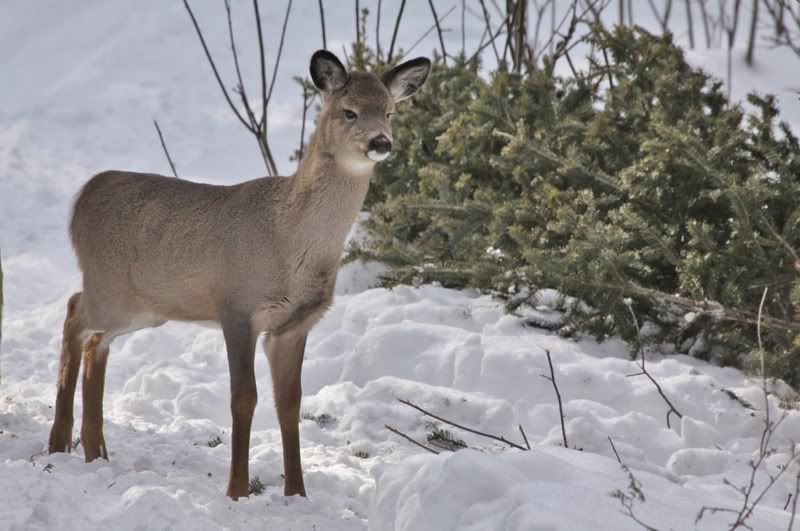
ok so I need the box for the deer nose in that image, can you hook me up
[368,135,392,154]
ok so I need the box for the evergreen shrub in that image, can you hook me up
[353,27,800,385]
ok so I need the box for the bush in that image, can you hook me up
[354,27,800,386]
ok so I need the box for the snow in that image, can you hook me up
[3,1,800,530]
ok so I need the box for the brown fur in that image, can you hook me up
[48,51,430,500]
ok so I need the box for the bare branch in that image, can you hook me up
[153,120,178,178]
[756,287,775,456]
[387,0,407,62]
[624,300,683,429]
[182,0,255,134]
[745,0,759,64]
[461,0,466,55]
[647,0,673,33]
[788,471,800,530]
[542,348,569,448]
[355,0,361,50]
[267,0,293,105]
[318,0,327,49]
[476,0,505,63]
[376,0,383,60]
[696,288,795,530]
[685,0,696,49]
[252,0,268,133]
[427,0,448,63]
[385,424,440,454]
[519,424,531,450]
[397,398,528,451]
[404,4,458,59]
[608,435,622,463]
[224,0,260,136]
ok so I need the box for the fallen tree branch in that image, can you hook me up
[385,424,440,454]
[397,398,528,451]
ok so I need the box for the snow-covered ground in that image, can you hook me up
[3,2,800,530]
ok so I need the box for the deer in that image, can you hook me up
[47,50,431,500]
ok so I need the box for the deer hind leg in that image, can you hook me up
[222,314,258,500]
[264,330,308,497]
[81,332,111,461]
[49,292,87,454]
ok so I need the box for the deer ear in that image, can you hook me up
[310,50,349,93]
[381,57,431,102]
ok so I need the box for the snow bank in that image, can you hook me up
[370,447,792,531]
[4,286,800,529]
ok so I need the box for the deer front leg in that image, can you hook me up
[222,314,258,500]
[264,330,308,497]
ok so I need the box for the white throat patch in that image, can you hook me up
[367,150,390,162]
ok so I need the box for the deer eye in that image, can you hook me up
[386,112,394,119]
[343,109,358,120]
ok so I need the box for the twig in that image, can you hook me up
[355,0,361,51]
[248,0,279,174]
[397,398,528,451]
[182,0,254,134]
[427,0,448,63]
[387,0,407,62]
[745,0,759,65]
[224,0,261,138]
[478,0,502,63]
[471,4,513,63]
[540,349,569,448]
[318,0,327,49]
[788,471,800,530]
[153,120,178,178]
[404,4,458,59]
[385,424,439,454]
[252,0,268,134]
[624,300,683,429]
[698,421,794,529]
[608,435,622,463]
[461,0,466,55]
[519,424,531,450]
[267,0,293,105]
[684,0,696,49]
[696,296,795,530]
[376,0,382,59]
[758,287,770,456]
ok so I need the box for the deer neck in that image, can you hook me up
[288,128,373,264]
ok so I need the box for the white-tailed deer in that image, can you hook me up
[48,50,431,500]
